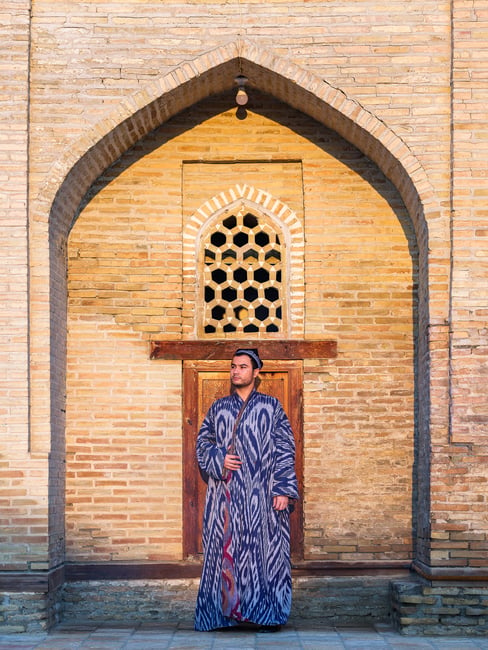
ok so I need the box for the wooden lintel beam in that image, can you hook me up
[150,339,337,361]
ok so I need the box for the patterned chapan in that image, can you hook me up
[194,390,299,631]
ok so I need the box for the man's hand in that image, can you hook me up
[273,495,289,511]
[223,453,242,471]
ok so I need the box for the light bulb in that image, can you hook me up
[234,74,249,107]
[236,88,248,106]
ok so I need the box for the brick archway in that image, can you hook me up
[30,38,443,573]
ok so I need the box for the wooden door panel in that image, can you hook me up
[183,360,303,561]
[199,372,288,426]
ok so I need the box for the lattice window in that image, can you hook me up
[202,210,283,335]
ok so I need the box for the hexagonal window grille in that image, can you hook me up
[202,210,283,335]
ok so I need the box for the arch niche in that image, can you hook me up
[31,40,443,571]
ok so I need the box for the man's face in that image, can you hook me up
[231,355,259,388]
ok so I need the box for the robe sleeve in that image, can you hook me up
[196,404,228,481]
[271,402,300,500]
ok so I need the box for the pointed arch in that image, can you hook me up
[34,38,435,247]
[28,43,445,570]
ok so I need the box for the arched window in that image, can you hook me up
[202,208,283,335]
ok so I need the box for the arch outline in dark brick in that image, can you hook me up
[31,38,440,569]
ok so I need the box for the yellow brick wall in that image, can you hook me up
[66,91,415,561]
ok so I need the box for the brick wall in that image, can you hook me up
[425,0,488,574]
[0,0,51,573]
[1,0,487,634]
[66,91,416,562]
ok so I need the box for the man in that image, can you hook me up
[194,348,299,632]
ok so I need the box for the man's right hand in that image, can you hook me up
[223,453,242,471]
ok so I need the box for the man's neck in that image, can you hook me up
[235,383,255,401]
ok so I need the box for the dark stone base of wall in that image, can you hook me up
[3,575,488,635]
[0,586,63,633]
[291,575,393,626]
[62,578,200,624]
[61,575,395,627]
[391,578,488,636]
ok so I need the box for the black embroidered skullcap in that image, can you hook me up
[234,348,263,369]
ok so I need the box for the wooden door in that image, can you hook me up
[183,359,303,561]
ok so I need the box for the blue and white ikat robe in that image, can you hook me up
[194,390,299,631]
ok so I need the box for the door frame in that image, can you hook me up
[182,358,304,561]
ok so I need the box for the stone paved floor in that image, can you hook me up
[1,622,488,650]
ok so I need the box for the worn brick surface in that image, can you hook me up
[1,0,487,634]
